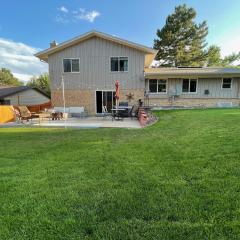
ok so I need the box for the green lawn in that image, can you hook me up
[1,109,240,239]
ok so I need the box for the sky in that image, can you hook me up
[0,0,240,82]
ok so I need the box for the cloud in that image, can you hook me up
[56,6,100,24]
[59,6,68,13]
[0,38,48,82]
[55,15,69,24]
[219,37,240,58]
[73,8,100,23]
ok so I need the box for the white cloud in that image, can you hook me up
[56,6,100,24]
[0,38,48,82]
[55,15,69,24]
[219,38,240,58]
[211,29,240,58]
[74,9,100,23]
[59,6,68,13]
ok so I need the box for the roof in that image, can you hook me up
[144,67,240,78]
[0,86,50,99]
[35,30,158,62]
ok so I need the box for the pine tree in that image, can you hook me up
[154,4,208,67]
[207,45,240,67]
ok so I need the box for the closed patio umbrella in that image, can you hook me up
[115,80,120,109]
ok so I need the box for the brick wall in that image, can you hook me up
[146,97,240,108]
[52,89,145,115]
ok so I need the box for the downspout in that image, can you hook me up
[237,77,240,99]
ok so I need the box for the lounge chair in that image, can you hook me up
[17,106,33,122]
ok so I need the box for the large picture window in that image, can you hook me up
[222,78,232,89]
[182,79,197,93]
[149,79,167,93]
[63,58,80,73]
[111,57,128,72]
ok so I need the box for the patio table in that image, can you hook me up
[111,108,126,121]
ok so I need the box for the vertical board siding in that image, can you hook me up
[146,77,240,99]
[49,37,145,91]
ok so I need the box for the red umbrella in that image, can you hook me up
[115,80,120,109]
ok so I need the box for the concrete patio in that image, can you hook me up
[0,117,141,129]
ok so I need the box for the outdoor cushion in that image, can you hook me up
[69,107,84,113]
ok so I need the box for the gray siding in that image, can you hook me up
[48,37,145,91]
[4,89,50,105]
[146,78,240,99]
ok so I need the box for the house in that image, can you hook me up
[0,86,50,106]
[35,30,240,114]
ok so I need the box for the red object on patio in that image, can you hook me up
[115,80,120,108]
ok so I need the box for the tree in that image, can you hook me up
[0,68,23,86]
[221,52,240,67]
[207,45,222,66]
[154,4,208,67]
[27,73,50,95]
[207,45,240,67]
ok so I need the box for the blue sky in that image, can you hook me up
[0,0,240,81]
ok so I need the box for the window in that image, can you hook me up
[222,78,232,89]
[63,59,80,73]
[110,57,128,72]
[0,100,10,105]
[149,79,167,93]
[182,79,197,93]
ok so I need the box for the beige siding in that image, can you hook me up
[48,36,145,91]
[4,89,50,106]
[146,77,240,99]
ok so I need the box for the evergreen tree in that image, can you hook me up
[154,4,208,67]
[207,45,240,67]
[207,45,222,66]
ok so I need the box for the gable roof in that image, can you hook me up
[35,30,158,62]
[144,67,240,78]
[0,86,50,99]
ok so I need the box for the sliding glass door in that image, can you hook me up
[96,91,116,113]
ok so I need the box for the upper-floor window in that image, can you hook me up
[63,59,80,73]
[182,79,197,93]
[111,57,128,72]
[149,79,167,93]
[222,78,232,89]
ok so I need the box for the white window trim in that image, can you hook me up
[148,79,168,94]
[62,58,80,73]
[110,56,129,73]
[221,78,233,90]
[181,78,198,94]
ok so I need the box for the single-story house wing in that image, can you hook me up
[0,86,50,106]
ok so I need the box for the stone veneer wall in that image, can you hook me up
[146,97,240,108]
[51,89,145,115]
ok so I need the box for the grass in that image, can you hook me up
[0,108,240,239]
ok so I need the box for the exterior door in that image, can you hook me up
[96,91,116,113]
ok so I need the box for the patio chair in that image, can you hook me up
[102,106,111,119]
[129,105,139,119]
[17,106,33,122]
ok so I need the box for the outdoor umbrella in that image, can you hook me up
[115,80,120,109]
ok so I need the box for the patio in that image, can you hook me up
[0,117,141,129]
